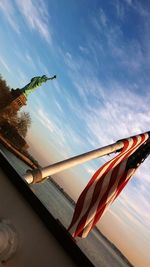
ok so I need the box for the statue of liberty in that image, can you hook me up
[20,74,56,98]
[0,74,56,114]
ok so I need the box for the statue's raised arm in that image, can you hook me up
[21,75,56,98]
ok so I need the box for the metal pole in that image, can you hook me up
[23,140,124,184]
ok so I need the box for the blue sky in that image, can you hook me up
[0,1,150,266]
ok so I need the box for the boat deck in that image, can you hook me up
[0,152,94,267]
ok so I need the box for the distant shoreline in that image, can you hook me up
[0,134,39,169]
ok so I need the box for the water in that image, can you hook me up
[0,145,131,267]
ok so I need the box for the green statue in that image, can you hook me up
[21,75,56,98]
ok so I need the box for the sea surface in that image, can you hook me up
[0,145,131,267]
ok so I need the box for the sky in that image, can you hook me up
[0,0,150,266]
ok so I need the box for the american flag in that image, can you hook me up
[68,132,150,238]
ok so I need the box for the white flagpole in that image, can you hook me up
[23,140,124,184]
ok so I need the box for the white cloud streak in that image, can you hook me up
[124,0,149,18]
[15,0,52,44]
[90,5,150,75]
[0,0,20,33]
[0,0,52,43]
[0,56,11,73]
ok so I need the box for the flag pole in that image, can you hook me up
[23,140,124,184]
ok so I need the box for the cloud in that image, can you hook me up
[92,8,107,32]
[0,0,52,43]
[25,52,36,67]
[36,56,50,76]
[118,190,150,230]
[124,0,132,5]
[115,0,125,19]
[63,51,80,71]
[15,0,52,44]
[61,41,150,150]
[54,100,63,113]
[98,8,107,27]
[60,9,150,148]
[84,84,150,142]
[79,45,89,54]
[63,57,150,145]
[124,0,149,18]
[0,56,11,73]
[136,161,150,183]
[52,79,63,94]
[14,69,29,87]
[37,108,55,133]
[90,6,150,76]
[0,0,20,33]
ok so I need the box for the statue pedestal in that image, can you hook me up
[10,89,27,111]
[11,94,27,111]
